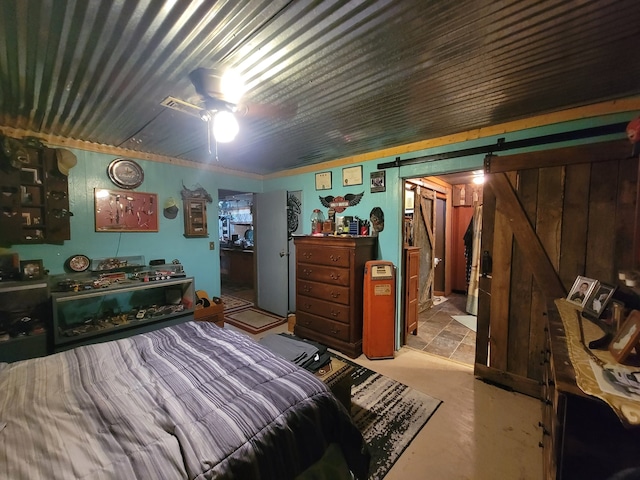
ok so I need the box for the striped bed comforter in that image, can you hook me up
[0,321,368,479]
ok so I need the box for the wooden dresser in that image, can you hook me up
[542,301,640,479]
[293,235,376,358]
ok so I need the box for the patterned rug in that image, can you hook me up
[224,307,286,334]
[335,355,443,479]
[220,293,253,313]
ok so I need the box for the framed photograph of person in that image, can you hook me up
[582,282,617,321]
[370,171,385,193]
[566,275,598,309]
[609,310,640,363]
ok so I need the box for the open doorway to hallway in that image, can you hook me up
[402,171,483,365]
[218,190,255,303]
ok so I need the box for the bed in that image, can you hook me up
[0,320,369,479]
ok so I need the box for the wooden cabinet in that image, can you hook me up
[0,143,71,246]
[541,301,640,479]
[183,198,208,237]
[404,246,420,340]
[293,235,376,358]
[0,279,50,362]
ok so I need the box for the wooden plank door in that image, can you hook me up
[414,186,436,311]
[475,139,638,398]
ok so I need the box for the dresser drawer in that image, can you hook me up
[297,246,351,267]
[295,312,350,342]
[297,263,350,286]
[297,279,350,305]
[296,295,351,324]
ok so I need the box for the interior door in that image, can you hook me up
[414,186,436,311]
[254,190,288,317]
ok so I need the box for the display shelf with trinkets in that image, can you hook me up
[0,279,51,362]
[0,136,72,246]
[50,275,195,352]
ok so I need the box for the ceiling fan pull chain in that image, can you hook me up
[207,117,212,155]
[215,138,219,162]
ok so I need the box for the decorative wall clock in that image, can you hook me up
[107,158,144,189]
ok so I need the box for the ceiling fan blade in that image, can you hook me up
[236,101,298,120]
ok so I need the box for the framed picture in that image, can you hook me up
[609,310,640,363]
[94,188,159,232]
[583,282,617,319]
[315,171,332,190]
[20,259,44,280]
[370,171,385,193]
[342,165,363,187]
[567,275,598,308]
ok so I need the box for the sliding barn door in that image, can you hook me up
[475,140,638,397]
[413,186,437,311]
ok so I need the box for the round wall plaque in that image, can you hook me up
[107,158,144,189]
[65,254,90,273]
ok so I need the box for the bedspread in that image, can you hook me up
[0,321,369,479]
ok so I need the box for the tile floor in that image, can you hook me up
[405,292,476,365]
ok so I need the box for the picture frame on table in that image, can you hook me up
[567,275,598,309]
[315,172,332,190]
[342,165,363,187]
[609,310,640,363]
[370,171,385,193]
[582,282,617,320]
[20,259,44,280]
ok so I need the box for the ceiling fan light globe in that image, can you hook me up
[213,110,239,143]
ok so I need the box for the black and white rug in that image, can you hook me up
[336,356,443,479]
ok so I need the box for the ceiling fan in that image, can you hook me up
[162,67,297,158]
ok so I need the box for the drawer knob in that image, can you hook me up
[303,285,311,292]
[303,268,312,276]
[330,310,340,317]
[303,252,312,259]
[330,291,340,298]
[330,328,341,334]
[329,255,341,262]
[304,303,312,310]
[330,272,341,280]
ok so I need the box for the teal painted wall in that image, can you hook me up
[9,150,262,297]
[6,110,637,348]
[266,111,637,347]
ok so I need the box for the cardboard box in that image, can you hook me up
[194,301,225,327]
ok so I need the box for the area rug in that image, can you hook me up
[220,293,253,313]
[224,307,286,334]
[452,314,477,332]
[335,355,443,480]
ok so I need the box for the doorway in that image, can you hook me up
[402,172,483,365]
[218,190,255,303]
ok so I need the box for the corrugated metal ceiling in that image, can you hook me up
[0,0,639,175]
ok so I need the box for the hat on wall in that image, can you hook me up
[164,197,179,219]
[56,149,77,175]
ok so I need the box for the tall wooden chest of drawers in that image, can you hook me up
[293,235,377,358]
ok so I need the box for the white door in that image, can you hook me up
[255,190,289,317]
